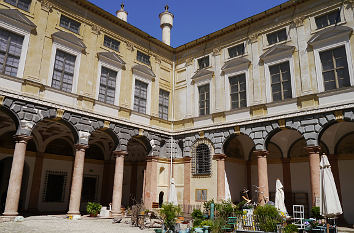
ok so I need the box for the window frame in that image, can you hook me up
[264,57,296,103]
[263,27,290,48]
[225,69,250,111]
[95,61,122,106]
[59,15,81,34]
[310,8,346,33]
[198,83,210,116]
[48,42,81,94]
[229,73,248,109]
[137,50,150,66]
[4,0,32,12]
[314,41,354,93]
[266,28,288,46]
[195,189,208,202]
[268,61,293,102]
[103,35,120,52]
[159,89,169,120]
[227,43,245,59]
[42,170,67,203]
[315,9,341,30]
[197,55,210,70]
[0,22,30,79]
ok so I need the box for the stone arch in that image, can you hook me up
[0,105,20,132]
[88,128,119,160]
[287,138,329,158]
[45,138,75,156]
[335,132,354,155]
[267,141,283,159]
[223,133,255,160]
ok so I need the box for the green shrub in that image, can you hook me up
[284,224,299,233]
[215,200,234,220]
[253,205,282,232]
[86,202,102,216]
[200,220,214,227]
[159,203,181,232]
[192,209,204,227]
[311,206,322,219]
[211,217,226,233]
[203,199,215,213]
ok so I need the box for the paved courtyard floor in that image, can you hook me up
[0,215,154,233]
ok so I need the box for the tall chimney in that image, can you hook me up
[159,5,174,46]
[116,3,128,22]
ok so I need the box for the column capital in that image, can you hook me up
[74,144,89,151]
[113,150,127,158]
[304,146,321,154]
[213,154,227,160]
[183,156,192,163]
[253,150,269,158]
[14,135,32,143]
[146,156,159,162]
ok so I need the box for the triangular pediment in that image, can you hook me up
[308,26,353,45]
[221,57,250,71]
[260,44,295,61]
[132,64,155,77]
[52,31,86,51]
[0,9,36,31]
[98,52,125,65]
[191,68,213,80]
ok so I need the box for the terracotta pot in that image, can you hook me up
[90,213,98,217]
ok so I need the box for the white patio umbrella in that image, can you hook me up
[168,178,178,205]
[275,179,287,215]
[225,172,231,201]
[320,154,342,217]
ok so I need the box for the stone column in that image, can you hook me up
[183,157,191,209]
[28,152,44,212]
[282,158,292,207]
[214,154,227,202]
[144,156,158,210]
[111,151,126,217]
[254,150,269,206]
[305,146,321,207]
[3,135,32,216]
[67,144,87,216]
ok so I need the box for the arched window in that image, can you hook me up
[193,143,211,175]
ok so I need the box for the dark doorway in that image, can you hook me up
[81,176,98,202]
[159,191,164,207]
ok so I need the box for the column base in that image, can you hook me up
[2,211,18,216]
[111,211,122,218]
[0,215,18,223]
[67,212,81,220]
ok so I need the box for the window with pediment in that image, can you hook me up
[315,10,341,29]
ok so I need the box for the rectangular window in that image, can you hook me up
[0,28,24,77]
[103,35,120,51]
[51,50,76,92]
[43,171,67,202]
[315,10,341,29]
[59,15,81,34]
[98,67,117,104]
[4,0,31,11]
[137,50,150,65]
[198,56,209,69]
[267,29,287,45]
[134,79,148,114]
[159,89,169,120]
[319,46,350,91]
[196,189,207,202]
[81,176,97,202]
[269,61,292,101]
[198,84,210,116]
[229,73,247,109]
[228,43,245,58]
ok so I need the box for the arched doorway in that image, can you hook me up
[123,136,151,207]
[223,134,254,203]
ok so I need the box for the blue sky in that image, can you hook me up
[88,0,289,48]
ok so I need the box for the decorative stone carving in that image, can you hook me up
[0,96,4,105]
[248,33,258,44]
[39,0,53,12]
[185,58,193,67]
[91,24,101,35]
[56,109,64,119]
[125,41,134,52]
[212,47,221,56]
[293,16,305,27]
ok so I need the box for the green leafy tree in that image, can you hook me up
[253,205,283,232]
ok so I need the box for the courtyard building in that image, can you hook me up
[0,0,353,226]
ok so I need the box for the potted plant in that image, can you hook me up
[86,202,102,217]
[159,203,181,232]
[284,224,299,233]
[253,205,283,232]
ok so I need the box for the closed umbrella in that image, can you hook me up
[225,173,231,201]
[168,178,178,205]
[320,154,342,217]
[275,179,287,215]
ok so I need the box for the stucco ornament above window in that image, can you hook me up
[97,52,125,67]
[221,57,250,72]
[52,31,86,52]
[191,69,213,83]
[0,9,36,32]
[132,64,155,78]
[259,44,295,62]
[307,25,353,46]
